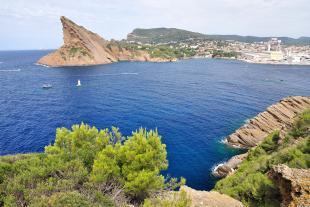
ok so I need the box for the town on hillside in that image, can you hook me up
[126,37,310,65]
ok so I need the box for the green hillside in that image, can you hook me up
[127,28,208,43]
[127,28,310,45]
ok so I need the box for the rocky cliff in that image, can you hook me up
[37,17,174,67]
[268,165,310,207]
[213,96,310,178]
[226,96,310,148]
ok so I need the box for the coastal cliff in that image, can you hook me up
[214,96,310,178]
[215,105,309,207]
[37,17,174,67]
[226,96,310,148]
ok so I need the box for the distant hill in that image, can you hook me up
[127,28,208,43]
[127,28,310,45]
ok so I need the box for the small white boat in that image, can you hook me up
[42,84,52,89]
[76,79,82,87]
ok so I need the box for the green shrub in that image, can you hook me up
[143,190,191,207]
[45,124,122,170]
[289,110,310,138]
[91,128,168,200]
[0,124,175,206]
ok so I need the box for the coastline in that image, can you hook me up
[37,56,310,68]
[36,58,177,68]
[213,96,310,177]
[239,58,310,66]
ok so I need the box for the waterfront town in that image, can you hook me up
[127,37,310,65]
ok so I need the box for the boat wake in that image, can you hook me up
[102,72,139,76]
[120,72,138,75]
[71,73,139,77]
[0,69,21,72]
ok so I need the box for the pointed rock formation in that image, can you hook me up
[38,16,173,67]
[226,96,310,148]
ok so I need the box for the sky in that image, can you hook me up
[0,0,309,50]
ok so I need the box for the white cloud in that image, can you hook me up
[0,0,309,50]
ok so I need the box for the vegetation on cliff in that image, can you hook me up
[215,110,310,207]
[212,50,239,59]
[0,124,186,207]
[123,42,196,59]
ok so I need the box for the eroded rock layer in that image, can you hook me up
[226,96,310,148]
[38,16,173,67]
[268,164,310,207]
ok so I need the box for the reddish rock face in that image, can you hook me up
[226,96,310,148]
[268,165,310,207]
[37,16,174,67]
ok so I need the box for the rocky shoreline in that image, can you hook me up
[240,58,310,66]
[213,96,310,177]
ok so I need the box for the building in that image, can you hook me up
[270,51,284,61]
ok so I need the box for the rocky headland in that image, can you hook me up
[37,17,175,67]
[227,96,310,148]
[214,96,310,178]
[214,104,309,207]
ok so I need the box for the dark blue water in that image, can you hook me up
[0,50,309,190]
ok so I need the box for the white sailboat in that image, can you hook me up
[76,79,81,87]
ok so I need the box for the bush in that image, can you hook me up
[289,110,310,138]
[29,191,93,207]
[45,124,122,170]
[0,124,175,206]
[143,190,191,207]
[91,128,168,200]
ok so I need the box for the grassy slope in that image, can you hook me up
[214,110,310,207]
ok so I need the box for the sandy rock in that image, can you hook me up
[226,96,310,148]
[181,186,244,207]
[37,16,174,67]
[268,164,310,207]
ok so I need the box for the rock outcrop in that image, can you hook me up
[212,153,248,177]
[268,165,310,207]
[213,96,310,178]
[226,96,310,148]
[181,186,244,207]
[38,16,174,67]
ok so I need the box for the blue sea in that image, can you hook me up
[0,50,309,190]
